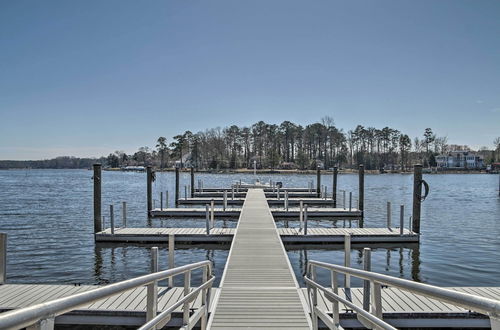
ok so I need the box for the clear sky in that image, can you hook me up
[1,0,499,160]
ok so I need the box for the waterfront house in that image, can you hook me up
[436,151,484,169]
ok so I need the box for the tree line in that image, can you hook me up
[2,118,498,170]
[106,117,500,171]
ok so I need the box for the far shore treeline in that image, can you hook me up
[2,118,500,171]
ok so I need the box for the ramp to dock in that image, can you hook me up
[209,189,310,329]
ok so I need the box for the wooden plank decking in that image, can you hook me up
[208,189,311,329]
[150,207,362,218]
[95,227,418,244]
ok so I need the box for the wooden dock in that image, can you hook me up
[150,207,362,218]
[95,227,418,244]
[208,189,311,329]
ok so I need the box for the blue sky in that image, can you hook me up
[1,0,499,160]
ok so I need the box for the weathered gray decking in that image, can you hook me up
[150,207,362,218]
[178,197,336,206]
[1,284,495,328]
[209,189,311,329]
[95,227,418,244]
[0,284,209,327]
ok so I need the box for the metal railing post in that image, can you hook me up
[205,205,210,235]
[201,265,208,329]
[400,205,405,235]
[122,202,127,228]
[168,235,175,288]
[311,265,318,330]
[363,248,371,311]
[371,281,383,319]
[0,233,6,284]
[223,190,227,211]
[387,201,392,228]
[344,234,351,288]
[147,247,158,324]
[210,199,215,228]
[299,200,304,230]
[331,270,340,327]
[109,205,114,235]
[304,204,308,235]
[183,270,191,326]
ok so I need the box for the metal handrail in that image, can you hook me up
[139,276,215,330]
[304,276,396,330]
[0,260,212,330]
[306,260,500,330]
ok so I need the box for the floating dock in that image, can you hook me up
[0,285,496,328]
[150,207,362,218]
[178,197,337,206]
[208,189,311,329]
[95,227,418,244]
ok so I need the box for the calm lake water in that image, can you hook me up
[0,169,499,288]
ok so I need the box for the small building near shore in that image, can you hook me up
[436,151,484,169]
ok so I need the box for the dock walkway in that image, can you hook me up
[208,189,310,329]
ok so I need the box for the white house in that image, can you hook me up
[436,151,484,169]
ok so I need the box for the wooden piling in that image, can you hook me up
[332,166,338,207]
[190,167,195,198]
[412,164,423,233]
[122,202,127,228]
[146,166,153,216]
[0,233,6,284]
[175,167,180,207]
[93,164,102,234]
[316,167,321,198]
[358,164,365,227]
[109,205,114,235]
[344,234,351,288]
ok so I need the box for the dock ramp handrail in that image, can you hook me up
[0,260,213,330]
[305,260,500,329]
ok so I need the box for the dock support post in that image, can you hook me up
[122,202,127,227]
[190,167,195,198]
[358,164,365,227]
[316,167,321,198]
[285,191,289,211]
[93,164,102,234]
[349,192,352,211]
[324,186,327,200]
[400,205,405,235]
[332,166,338,207]
[231,187,234,200]
[412,164,423,233]
[363,248,371,311]
[277,186,280,200]
[299,200,304,230]
[147,166,153,216]
[304,204,308,235]
[165,191,169,208]
[175,167,180,207]
[168,235,175,288]
[223,190,227,211]
[205,205,210,235]
[147,247,158,322]
[387,201,392,228]
[343,191,346,210]
[344,234,351,288]
[160,192,163,211]
[109,205,114,235]
[210,199,215,228]
[184,185,187,200]
[0,233,6,284]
